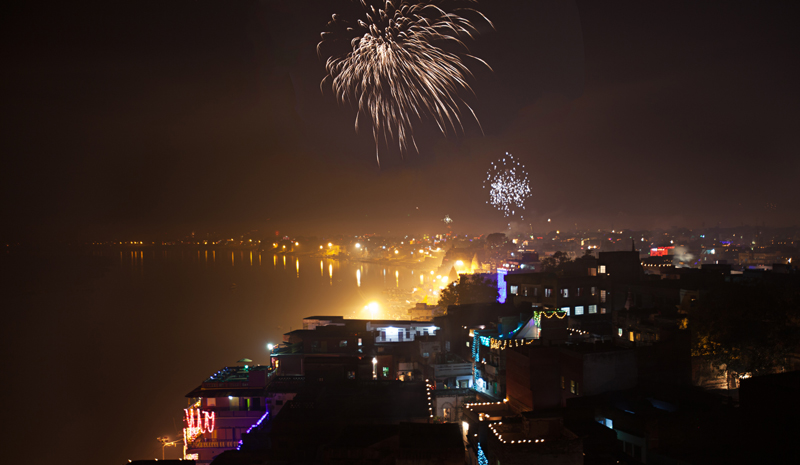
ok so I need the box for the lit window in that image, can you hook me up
[561,376,565,389]
[600,290,607,303]
[589,305,597,314]
[618,328,623,337]
[575,306,584,315]
[560,288,569,298]
[510,285,518,295]
[545,288,552,297]
[339,340,348,347]
[207,398,216,407]
[382,366,389,377]
[599,265,606,274]
[600,307,606,314]
[591,286,597,296]
[561,307,570,316]
[629,331,634,342]
[570,380,576,394]
[589,267,597,276]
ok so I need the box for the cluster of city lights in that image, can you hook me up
[568,328,590,336]
[484,153,532,218]
[489,422,546,445]
[183,408,215,443]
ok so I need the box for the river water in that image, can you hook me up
[1,248,429,464]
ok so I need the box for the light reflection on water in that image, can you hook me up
[113,250,426,323]
[11,248,436,465]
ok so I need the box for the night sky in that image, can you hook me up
[3,0,798,241]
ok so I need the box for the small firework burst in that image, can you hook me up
[484,152,531,218]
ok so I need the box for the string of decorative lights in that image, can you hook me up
[477,443,488,465]
[488,422,547,445]
[567,328,590,336]
[533,310,567,326]
[235,410,270,451]
[464,399,507,412]
[426,379,434,418]
[183,408,215,443]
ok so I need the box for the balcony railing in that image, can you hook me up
[187,439,238,450]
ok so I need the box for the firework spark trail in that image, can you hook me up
[319,1,492,166]
[484,152,531,219]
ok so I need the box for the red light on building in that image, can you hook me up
[650,246,674,257]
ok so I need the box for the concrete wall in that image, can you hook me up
[582,350,637,395]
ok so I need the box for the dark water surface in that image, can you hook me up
[1,248,418,464]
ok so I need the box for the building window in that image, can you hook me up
[600,307,606,314]
[561,376,565,389]
[510,285,518,295]
[629,331,634,342]
[382,366,389,377]
[358,338,362,346]
[589,267,597,276]
[600,290,607,303]
[589,305,597,314]
[560,288,569,298]
[339,340,348,347]
[618,328,623,337]
[206,398,216,407]
[599,265,606,274]
[561,307,570,316]
[534,287,539,296]
[576,382,580,395]
[545,288,552,297]
[347,371,356,380]
[575,306,584,315]
[591,286,597,296]
[576,287,582,297]
[570,380,576,394]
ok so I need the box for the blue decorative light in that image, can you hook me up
[478,443,488,465]
[235,410,270,451]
